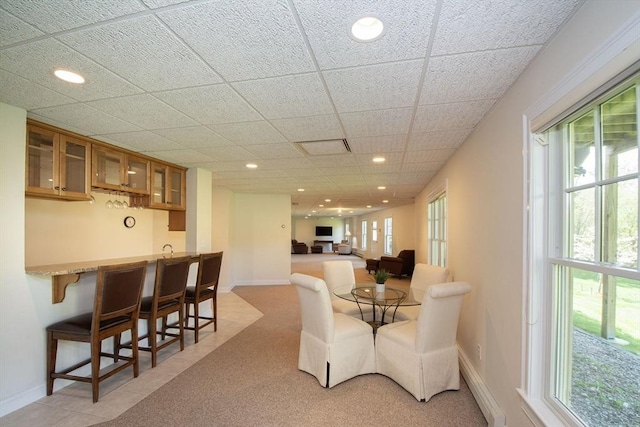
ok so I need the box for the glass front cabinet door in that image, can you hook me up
[150,162,186,210]
[26,125,91,200]
[92,146,149,194]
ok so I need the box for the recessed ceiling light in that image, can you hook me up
[246,163,258,169]
[366,205,372,208]
[372,156,386,163]
[298,188,304,192]
[382,200,389,203]
[378,186,386,190]
[351,16,385,42]
[319,204,324,207]
[54,69,85,84]
[325,199,331,202]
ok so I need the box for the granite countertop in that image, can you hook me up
[25,252,200,276]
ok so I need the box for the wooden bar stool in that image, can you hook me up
[122,255,192,367]
[46,261,147,402]
[182,252,223,343]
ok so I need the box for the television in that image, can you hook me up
[315,226,333,236]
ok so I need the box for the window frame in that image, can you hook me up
[361,220,367,250]
[427,189,447,267]
[384,217,393,255]
[522,69,640,427]
[372,220,378,242]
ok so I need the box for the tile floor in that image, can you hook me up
[1,292,263,427]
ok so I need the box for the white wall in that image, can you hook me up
[414,2,640,426]
[292,217,346,249]
[354,203,415,259]
[230,193,292,285]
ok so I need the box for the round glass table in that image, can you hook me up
[334,285,421,330]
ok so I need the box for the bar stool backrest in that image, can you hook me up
[93,261,148,328]
[155,256,192,304]
[197,252,223,291]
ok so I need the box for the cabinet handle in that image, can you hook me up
[54,186,60,190]
[61,187,66,191]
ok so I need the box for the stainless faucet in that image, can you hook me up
[162,243,174,257]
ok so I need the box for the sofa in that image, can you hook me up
[379,249,415,278]
[291,239,308,254]
[337,240,352,255]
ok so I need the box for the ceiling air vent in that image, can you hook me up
[294,138,351,156]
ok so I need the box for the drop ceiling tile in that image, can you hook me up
[324,60,423,112]
[259,158,314,170]
[243,143,304,160]
[232,73,333,119]
[0,9,44,46]
[348,134,407,154]
[358,163,402,175]
[355,152,404,166]
[401,162,443,173]
[413,100,495,133]
[87,94,198,129]
[307,154,357,168]
[151,127,233,149]
[154,84,262,125]
[286,167,326,178]
[30,103,142,135]
[0,39,144,101]
[397,170,436,183]
[27,112,95,136]
[340,108,413,138]
[432,0,580,55]
[207,121,287,145]
[270,115,343,142]
[141,0,187,7]
[421,47,539,104]
[0,69,75,110]
[144,149,215,164]
[293,0,436,69]
[1,0,146,33]
[95,131,183,152]
[407,129,471,150]
[58,15,222,92]
[403,149,455,163]
[363,173,399,185]
[157,0,315,81]
[196,145,252,161]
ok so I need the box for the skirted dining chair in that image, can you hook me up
[290,273,376,388]
[383,263,451,323]
[375,281,471,402]
[46,261,148,402]
[322,260,376,322]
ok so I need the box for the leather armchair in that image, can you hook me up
[291,239,308,254]
[379,249,415,278]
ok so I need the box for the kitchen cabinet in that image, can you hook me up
[92,146,149,195]
[25,124,91,200]
[149,162,186,210]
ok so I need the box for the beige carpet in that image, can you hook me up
[97,255,487,426]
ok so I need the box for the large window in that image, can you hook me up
[361,220,367,250]
[372,220,378,242]
[540,79,639,426]
[384,217,393,255]
[428,192,447,267]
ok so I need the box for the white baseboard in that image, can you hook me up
[458,345,506,427]
[0,384,45,417]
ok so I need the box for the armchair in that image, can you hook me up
[337,240,352,255]
[379,249,415,278]
[291,239,308,254]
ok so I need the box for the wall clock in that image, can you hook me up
[124,216,136,228]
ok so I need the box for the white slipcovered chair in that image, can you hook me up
[290,273,376,388]
[383,263,451,323]
[375,281,471,401]
[322,260,376,322]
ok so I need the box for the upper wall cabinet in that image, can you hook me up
[26,125,92,201]
[92,146,149,195]
[149,162,186,210]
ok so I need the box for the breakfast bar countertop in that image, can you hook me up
[25,252,200,276]
[25,252,200,304]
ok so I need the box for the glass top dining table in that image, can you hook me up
[334,284,422,330]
